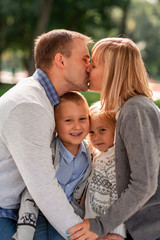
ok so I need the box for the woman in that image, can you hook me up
[68,38,160,240]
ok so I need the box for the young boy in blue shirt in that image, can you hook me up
[13,91,94,240]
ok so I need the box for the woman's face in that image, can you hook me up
[87,58,104,92]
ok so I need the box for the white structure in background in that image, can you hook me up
[0,70,28,84]
[153,91,160,101]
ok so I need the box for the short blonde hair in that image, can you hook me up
[34,29,92,71]
[89,101,116,131]
[92,37,153,112]
[54,91,89,115]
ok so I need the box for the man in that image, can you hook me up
[0,29,92,239]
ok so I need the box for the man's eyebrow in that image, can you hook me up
[83,54,90,59]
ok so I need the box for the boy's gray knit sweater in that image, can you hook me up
[89,95,160,240]
[12,137,92,240]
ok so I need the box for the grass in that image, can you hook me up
[0,83,159,108]
[0,83,15,96]
[80,91,100,106]
[0,83,100,106]
[154,99,160,108]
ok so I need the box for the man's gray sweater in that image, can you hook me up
[0,76,86,238]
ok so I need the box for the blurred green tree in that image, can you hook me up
[126,0,160,79]
[0,0,130,75]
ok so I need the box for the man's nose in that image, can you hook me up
[87,64,91,73]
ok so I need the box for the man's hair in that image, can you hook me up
[91,37,153,112]
[54,91,89,115]
[34,29,92,71]
[89,101,116,130]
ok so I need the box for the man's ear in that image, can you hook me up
[54,53,65,69]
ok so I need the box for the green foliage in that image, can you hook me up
[0,83,15,96]
[0,0,40,51]
[48,0,124,40]
[154,99,160,108]
[1,0,160,79]
[80,91,100,106]
[126,0,160,78]
[0,0,129,55]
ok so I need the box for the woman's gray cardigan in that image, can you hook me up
[89,95,160,240]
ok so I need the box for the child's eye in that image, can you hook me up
[80,117,87,121]
[89,131,94,135]
[65,119,71,122]
[100,128,106,132]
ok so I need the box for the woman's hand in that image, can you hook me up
[97,233,125,240]
[67,219,98,240]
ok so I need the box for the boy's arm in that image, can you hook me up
[12,188,38,240]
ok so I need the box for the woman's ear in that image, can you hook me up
[54,53,65,69]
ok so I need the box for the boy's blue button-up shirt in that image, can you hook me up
[56,138,89,202]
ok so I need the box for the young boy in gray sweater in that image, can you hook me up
[12,91,94,240]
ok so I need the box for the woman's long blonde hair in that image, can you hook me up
[92,37,153,112]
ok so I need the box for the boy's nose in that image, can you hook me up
[73,122,81,129]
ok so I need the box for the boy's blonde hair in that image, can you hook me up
[89,101,116,131]
[91,37,153,112]
[54,91,88,114]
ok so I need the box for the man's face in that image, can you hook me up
[63,38,90,92]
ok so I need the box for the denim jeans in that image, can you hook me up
[0,218,17,240]
[126,232,160,240]
[33,211,65,240]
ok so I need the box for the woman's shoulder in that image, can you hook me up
[125,94,151,106]
[119,95,160,121]
[122,95,157,112]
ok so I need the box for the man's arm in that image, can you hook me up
[3,103,82,238]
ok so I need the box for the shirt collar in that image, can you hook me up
[33,68,60,106]
[95,145,114,159]
[57,138,87,164]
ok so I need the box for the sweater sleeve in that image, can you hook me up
[89,102,160,237]
[12,188,39,240]
[2,103,82,238]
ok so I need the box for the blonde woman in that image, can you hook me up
[68,38,160,240]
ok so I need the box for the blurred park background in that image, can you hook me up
[0,0,160,105]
